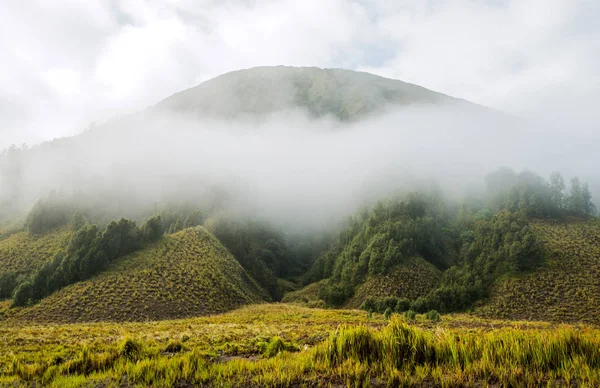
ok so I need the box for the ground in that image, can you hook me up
[2,303,597,387]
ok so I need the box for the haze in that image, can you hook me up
[1,0,599,230]
[2,1,600,148]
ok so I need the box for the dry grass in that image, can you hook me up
[1,304,597,387]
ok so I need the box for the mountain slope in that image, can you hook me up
[153,66,463,120]
[8,227,269,323]
[477,218,600,323]
[0,227,72,298]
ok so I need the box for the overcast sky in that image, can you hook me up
[1,0,599,149]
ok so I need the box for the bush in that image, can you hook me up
[411,297,428,314]
[360,298,375,312]
[12,281,33,307]
[405,310,416,320]
[384,308,393,320]
[394,298,411,313]
[425,310,441,322]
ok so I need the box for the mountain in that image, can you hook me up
[4,227,269,323]
[153,66,464,120]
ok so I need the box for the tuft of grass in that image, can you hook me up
[118,338,144,362]
[164,341,183,353]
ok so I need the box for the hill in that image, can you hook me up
[285,259,441,310]
[0,227,72,299]
[478,218,600,323]
[153,66,463,121]
[345,258,442,309]
[6,227,269,323]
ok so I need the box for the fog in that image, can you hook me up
[1,102,598,231]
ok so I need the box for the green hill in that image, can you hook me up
[345,258,442,309]
[478,218,600,323]
[0,227,72,298]
[154,66,462,121]
[8,227,269,323]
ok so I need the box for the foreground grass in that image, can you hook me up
[1,304,597,387]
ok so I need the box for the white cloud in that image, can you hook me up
[0,0,599,148]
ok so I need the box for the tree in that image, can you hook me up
[71,212,86,232]
[567,177,583,213]
[141,216,163,242]
[582,183,597,216]
[12,281,33,307]
[549,172,566,209]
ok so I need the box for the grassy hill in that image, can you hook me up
[6,227,269,323]
[345,258,442,309]
[478,218,600,323]
[284,259,441,309]
[0,227,71,276]
[154,66,462,121]
[0,227,72,298]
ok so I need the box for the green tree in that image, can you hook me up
[70,212,86,232]
[549,172,566,209]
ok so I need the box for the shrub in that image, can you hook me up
[384,308,393,320]
[425,310,441,322]
[12,281,33,307]
[411,297,428,314]
[405,310,416,320]
[360,298,375,312]
[394,298,410,313]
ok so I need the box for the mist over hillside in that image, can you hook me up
[0,66,597,231]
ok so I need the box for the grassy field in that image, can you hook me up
[478,218,600,323]
[2,303,598,387]
[2,227,268,323]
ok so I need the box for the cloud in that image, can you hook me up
[0,0,599,148]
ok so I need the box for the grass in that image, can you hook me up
[0,226,71,279]
[284,258,441,311]
[345,257,441,309]
[479,217,600,323]
[3,227,269,323]
[1,304,598,387]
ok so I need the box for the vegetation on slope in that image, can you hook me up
[154,66,458,121]
[478,217,600,323]
[307,169,594,314]
[206,216,310,300]
[11,216,163,306]
[345,258,442,309]
[0,227,71,299]
[2,304,599,387]
[8,227,268,323]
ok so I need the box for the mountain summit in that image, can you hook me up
[153,66,462,121]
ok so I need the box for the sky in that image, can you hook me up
[1,0,599,148]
